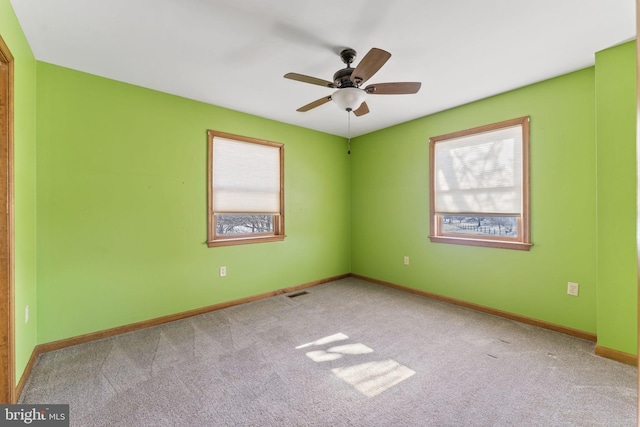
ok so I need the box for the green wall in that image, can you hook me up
[595,41,638,355]
[352,69,599,333]
[351,41,638,355]
[352,72,596,333]
[0,0,38,386]
[35,62,351,343]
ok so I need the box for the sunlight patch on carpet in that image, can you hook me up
[332,359,416,397]
[305,343,374,362]
[296,333,416,397]
[296,333,349,349]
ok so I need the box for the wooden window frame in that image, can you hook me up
[429,116,532,251]
[207,130,284,248]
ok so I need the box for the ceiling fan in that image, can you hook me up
[284,47,421,116]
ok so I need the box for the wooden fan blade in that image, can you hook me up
[284,72,335,88]
[350,48,391,85]
[297,95,332,112]
[353,102,369,117]
[364,82,422,95]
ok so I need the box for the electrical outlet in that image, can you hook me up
[219,266,226,277]
[403,256,410,265]
[567,282,579,296]
[25,305,29,324]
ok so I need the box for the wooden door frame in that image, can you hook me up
[637,0,640,423]
[0,34,15,404]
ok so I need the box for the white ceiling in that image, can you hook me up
[9,0,636,137]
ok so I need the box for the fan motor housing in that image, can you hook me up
[333,68,356,88]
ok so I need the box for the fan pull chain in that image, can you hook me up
[347,110,351,155]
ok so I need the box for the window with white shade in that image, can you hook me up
[429,117,532,250]
[207,130,284,247]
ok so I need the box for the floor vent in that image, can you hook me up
[287,291,309,298]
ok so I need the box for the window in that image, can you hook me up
[429,116,532,251]
[207,130,284,247]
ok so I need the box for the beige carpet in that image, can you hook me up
[20,278,637,426]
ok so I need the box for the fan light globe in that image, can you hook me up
[332,87,366,111]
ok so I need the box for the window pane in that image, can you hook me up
[207,130,285,247]
[216,214,274,236]
[429,116,531,250]
[440,216,518,238]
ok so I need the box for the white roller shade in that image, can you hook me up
[213,137,281,213]
[434,125,523,215]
